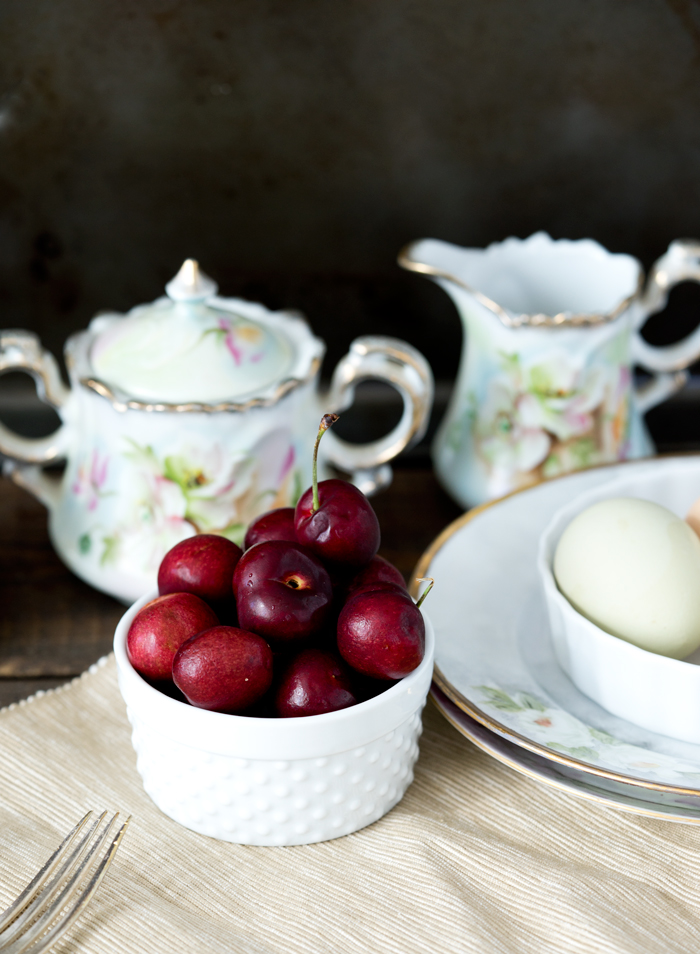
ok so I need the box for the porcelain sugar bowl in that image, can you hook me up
[0,261,433,603]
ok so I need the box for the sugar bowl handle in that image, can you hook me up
[322,336,434,494]
[0,330,70,509]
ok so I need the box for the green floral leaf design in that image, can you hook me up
[542,453,561,478]
[498,351,521,374]
[543,437,597,477]
[447,393,477,452]
[589,727,623,746]
[201,326,228,344]
[163,455,187,488]
[290,468,304,507]
[163,455,209,492]
[476,687,524,712]
[517,692,547,713]
[569,437,597,468]
[476,686,548,713]
[548,743,599,760]
[122,438,159,468]
[528,364,557,396]
[604,335,628,365]
[78,533,91,555]
[218,523,245,547]
[446,420,462,452]
[101,535,119,567]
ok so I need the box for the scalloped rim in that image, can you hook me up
[398,234,644,329]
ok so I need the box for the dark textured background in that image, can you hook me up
[2,0,700,415]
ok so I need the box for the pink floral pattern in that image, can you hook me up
[215,317,266,367]
[71,430,303,573]
[71,450,111,512]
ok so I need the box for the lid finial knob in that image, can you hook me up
[165,259,219,302]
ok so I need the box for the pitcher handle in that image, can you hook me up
[631,241,700,414]
[0,330,71,510]
[322,336,434,495]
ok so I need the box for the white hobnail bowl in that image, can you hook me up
[114,589,434,845]
[537,458,700,744]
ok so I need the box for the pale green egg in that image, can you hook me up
[554,497,700,659]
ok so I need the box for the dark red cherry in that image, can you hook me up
[337,589,425,680]
[158,534,242,603]
[346,555,407,597]
[275,648,357,717]
[232,541,333,644]
[295,479,380,567]
[244,507,297,549]
[344,581,408,601]
[293,413,380,567]
[127,592,219,682]
[173,625,273,713]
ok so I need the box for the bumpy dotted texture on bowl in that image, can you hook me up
[127,705,425,846]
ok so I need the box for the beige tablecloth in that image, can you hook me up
[1,657,699,954]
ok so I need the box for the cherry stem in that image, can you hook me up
[312,413,339,512]
[415,577,434,609]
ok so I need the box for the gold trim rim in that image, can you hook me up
[78,357,322,413]
[413,454,700,797]
[397,242,644,329]
[429,692,700,824]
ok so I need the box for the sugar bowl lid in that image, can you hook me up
[87,260,322,406]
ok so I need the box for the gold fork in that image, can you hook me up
[0,811,130,954]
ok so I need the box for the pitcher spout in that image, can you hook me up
[399,233,642,329]
[398,238,497,323]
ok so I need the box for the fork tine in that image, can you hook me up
[11,816,131,954]
[0,813,107,950]
[0,812,131,954]
[0,813,94,934]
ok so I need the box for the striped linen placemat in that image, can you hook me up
[0,656,699,954]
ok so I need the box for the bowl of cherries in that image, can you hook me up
[114,415,435,846]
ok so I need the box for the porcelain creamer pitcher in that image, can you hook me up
[400,232,700,507]
[0,261,433,602]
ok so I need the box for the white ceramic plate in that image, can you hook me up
[417,456,700,801]
[430,686,700,823]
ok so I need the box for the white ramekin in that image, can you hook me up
[114,590,434,845]
[537,458,700,744]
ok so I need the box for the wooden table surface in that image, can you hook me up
[0,465,463,708]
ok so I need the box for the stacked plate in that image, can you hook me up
[418,455,700,823]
